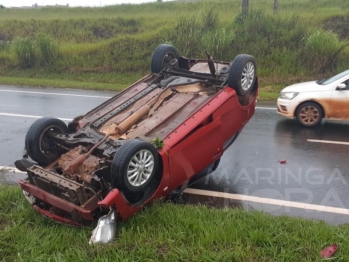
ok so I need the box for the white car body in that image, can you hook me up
[277,70,349,126]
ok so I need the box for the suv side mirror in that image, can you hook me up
[337,83,347,90]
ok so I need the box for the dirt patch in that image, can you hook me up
[323,15,349,40]
[157,244,170,255]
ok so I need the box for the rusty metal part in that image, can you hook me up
[27,165,90,205]
[205,52,216,76]
[99,88,163,133]
[58,145,85,178]
[102,87,175,139]
[149,88,174,116]
[173,83,207,93]
[189,62,227,75]
[63,131,116,176]
[58,146,100,183]
[92,82,160,128]
[127,93,200,139]
[78,155,100,184]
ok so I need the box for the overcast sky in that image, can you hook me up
[2,0,171,8]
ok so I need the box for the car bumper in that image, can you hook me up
[19,178,143,226]
[19,179,95,225]
[276,98,298,119]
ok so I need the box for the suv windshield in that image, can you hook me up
[317,70,349,85]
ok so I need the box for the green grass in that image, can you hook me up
[0,76,127,90]
[1,185,349,261]
[0,0,349,101]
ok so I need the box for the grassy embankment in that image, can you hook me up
[1,184,349,261]
[0,0,349,100]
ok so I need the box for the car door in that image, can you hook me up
[328,79,349,120]
[167,114,223,188]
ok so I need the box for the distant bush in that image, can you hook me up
[231,10,348,75]
[200,3,219,32]
[303,30,347,73]
[12,37,37,68]
[201,28,235,60]
[35,33,59,66]
[11,34,59,68]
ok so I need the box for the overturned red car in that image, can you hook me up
[16,44,258,242]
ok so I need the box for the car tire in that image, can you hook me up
[151,44,179,73]
[111,139,159,193]
[227,54,257,96]
[25,117,68,165]
[296,102,324,127]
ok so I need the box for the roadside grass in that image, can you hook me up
[0,76,127,91]
[1,185,349,261]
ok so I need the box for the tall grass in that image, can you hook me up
[35,33,59,66]
[12,37,37,68]
[11,34,60,68]
[304,30,347,73]
[168,3,233,59]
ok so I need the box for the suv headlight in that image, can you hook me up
[280,92,299,100]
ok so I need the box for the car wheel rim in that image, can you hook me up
[299,106,320,125]
[162,52,177,67]
[241,62,255,91]
[127,149,154,187]
[39,126,64,157]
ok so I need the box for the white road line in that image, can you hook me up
[184,188,349,215]
[0,113,72,121]
[0,89,112,99]
[308,139,349,146]
[0,165,26,173]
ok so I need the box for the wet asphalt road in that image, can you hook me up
[1,85,349,224]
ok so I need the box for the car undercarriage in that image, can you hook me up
[16,44,258,242]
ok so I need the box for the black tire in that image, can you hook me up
[151,44,179,73]
[227,54,257,96]
[25,117,68,165]
[111,139,159,193]
[296,102,324,127]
